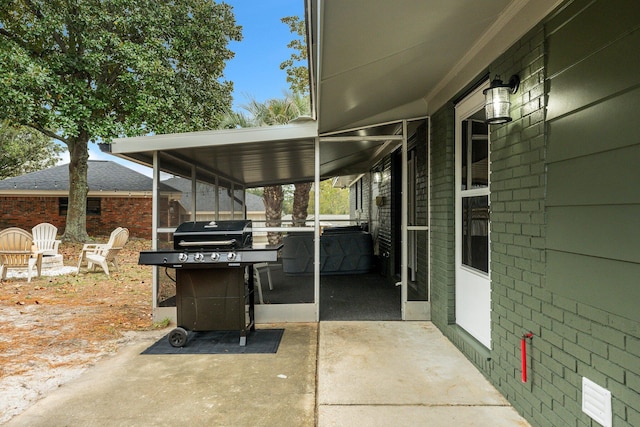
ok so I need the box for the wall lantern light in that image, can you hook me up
[373,171,382,183]
[483,74,520,124]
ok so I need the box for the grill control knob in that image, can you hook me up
[227,252,237,261]
[210,252,220,262]
[194,253,204,262]
[178,253,188,262]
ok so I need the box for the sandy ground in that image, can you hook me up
[0,239,157,424]
[0,314,146,424]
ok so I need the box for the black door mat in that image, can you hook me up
[141,329,284,355]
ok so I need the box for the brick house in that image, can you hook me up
[0,160,179,238]
[105,1,640,425]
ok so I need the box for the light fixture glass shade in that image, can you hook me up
[483,75,519,124]
[373,171,382,183]
[484,86,512,124]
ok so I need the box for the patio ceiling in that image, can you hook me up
[108,0,562,187]
[311,0,562,133]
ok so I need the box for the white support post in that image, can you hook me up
[314,136,321,321]
[151,152,159,314]
[190,166,196,221]
[401,120,408,319]
[215,176,219,221]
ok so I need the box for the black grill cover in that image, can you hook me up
[173,220,253,250]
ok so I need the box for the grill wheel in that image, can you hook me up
[168,327,188,347]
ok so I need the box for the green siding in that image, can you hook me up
[547,205,640,263]
[546,28,640,120]
[547,251,640,322]
[547,145,640,206]
[546,0,640,331]
[547,87,640,162]
[546,0,640,76]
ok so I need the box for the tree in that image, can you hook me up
[291,182,311,227]
[280,16,309,96]
[0,0,241,241]
[309,180,349,215]
[0,121,63,179]
[222,12,312,240]
[241,92,309,125]
[227,93,312,242]
[280,15,312,227]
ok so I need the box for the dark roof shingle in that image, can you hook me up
[0,161,178,193]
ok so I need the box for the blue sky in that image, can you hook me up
[225,0,305,110]
[62,0,305,175]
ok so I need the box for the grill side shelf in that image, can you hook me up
[137,245,282,266]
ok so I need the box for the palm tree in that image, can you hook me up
[218,110,253,129]
[222,92,312,243]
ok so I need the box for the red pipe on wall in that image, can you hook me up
[521,332,534,382]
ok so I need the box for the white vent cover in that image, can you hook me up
[582,377,612,427]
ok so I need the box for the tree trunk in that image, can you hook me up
[263,185,283,245]
[61,135,90,242]
[292,182,312,227]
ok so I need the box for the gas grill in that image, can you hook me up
[138,220,281,347]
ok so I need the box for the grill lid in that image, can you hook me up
[173,220,253,250]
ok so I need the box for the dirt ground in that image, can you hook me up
[0,238,162,424]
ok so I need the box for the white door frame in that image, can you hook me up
[403,118,430,320]
[455,81,491,348]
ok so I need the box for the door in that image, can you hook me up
[455,82,491,348]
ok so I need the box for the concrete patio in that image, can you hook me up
[6,321,530,426]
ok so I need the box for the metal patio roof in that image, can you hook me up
[107,0,562,187]
[106,117,421,188]
[107,120,319,188]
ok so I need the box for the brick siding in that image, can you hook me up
[429,104,456,325]
[0,196,154,238]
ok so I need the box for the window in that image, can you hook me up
[460,116,489,273]
[87,198,101,215]
[461,120,489,190]
[461,195,489,273]
[59,197,102,216]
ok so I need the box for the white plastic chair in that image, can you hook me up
[253,262,273,304]
[0,227,42,282]
[77,227,129,275]
[32,222,61,256]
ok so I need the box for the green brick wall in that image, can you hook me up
[429,103,455,325]
[486,23,551,424]
[429,1,640,425]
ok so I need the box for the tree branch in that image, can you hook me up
[0,21,65,59]
[104,65,124,86]
[52,31,68,54]
[23,0,44,19]
[28,123,68,145]
[22,0,68,54]
[0,27,30,51]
